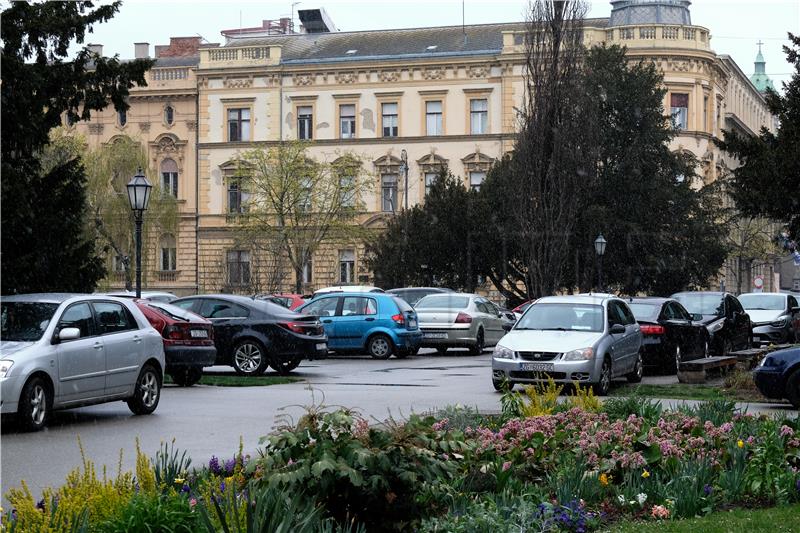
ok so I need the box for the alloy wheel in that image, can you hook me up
[675,345,682,371]
[29,383,46,426]
[139,371,159,409]
[234,343,263,374]
[370,336,391,358]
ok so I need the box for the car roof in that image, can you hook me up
[672,291,725,296]
[174,294,260,304]
[2,293,87,304]
[629,297,671,304]
[311,291,393,299]
[387,287,452,292]
[739,292,786,297]
[536,295,619,305]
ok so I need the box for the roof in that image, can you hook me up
[153,56,199,68]
[1,293,87,303]
[221,20,608,64]
[535,295,617,305]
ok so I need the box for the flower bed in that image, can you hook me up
[3,394,799,532]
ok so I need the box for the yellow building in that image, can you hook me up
[79,1,777,295]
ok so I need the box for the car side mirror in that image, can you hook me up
[692,313,703,322]
[55,327,81,343]
[610,323,626,335]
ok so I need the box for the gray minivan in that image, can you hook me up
[1,294,165,431]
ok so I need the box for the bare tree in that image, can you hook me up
[514,0,597,298]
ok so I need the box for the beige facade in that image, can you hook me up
[76,3,779,296]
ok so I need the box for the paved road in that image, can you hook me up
[1,349,794,502]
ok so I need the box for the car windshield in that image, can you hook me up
[628,303,660,321]
[146,302,197,322]
[516,303,604,332]
[738,294,785,311]
[1,302,59,342]
[415,295,469,309]
[673,294,724,316]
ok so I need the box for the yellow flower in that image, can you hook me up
[599,473,609,486]
[642,470,650,479]
[174,477,185,485]
[737,439,744,449]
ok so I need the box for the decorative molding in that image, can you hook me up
[88,123,104,134]
[335,71,357,84]
[139,122,151,132]
[467,65,489,78]
[463,87,494,95]
[223,76,253,89]
[417,89,448,96]
[422,67,445,80]
[289,94,319,101]
[220,97,256,103]
[293,73,315,86]
[185,120,197,132]
[379,70,400,83]
[332,93,361,100]
[374,91,404,97]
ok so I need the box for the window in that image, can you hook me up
[160,234,176,271]
[382,102,398,137]
[299,177,313,211]
[160,158,178,197]
[298,106,313,140]
[201,299,249,319]
[93,302,136,334]
[341,297,377,316]
[339,249,355,284]
[703,95,708,131]
[340,175,356,207]
[381,173,398,212]
[227,108,250,142]
[302,258,313,284]
[469,171,486,192]
[470,98,488,134]
[227,251,250,286]
[339,104,356,139]
[426,100,443,136]
[303,296,339,317]
[164,105,174,125]
[118,110,127,127]
[424,172,438,196]
[670,93,688,130]
[228,179,249,214]
[112,254,127,273]
[58,303,95,339]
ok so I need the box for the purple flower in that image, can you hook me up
[224,458,236,475]
[220,480,226,492]
[704,484,713,496]
[209,455,221,475]
[181,484,190,494]
[36,499,45,511]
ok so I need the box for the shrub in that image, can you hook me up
[152,439,192,494]
[520,379,564,417]
[432,404,487,432]
[602,395,663,423]
[664,458,714,518]
[96,492,197,532]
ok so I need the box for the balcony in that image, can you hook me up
[157,270,179,282]
[200,45,282,70]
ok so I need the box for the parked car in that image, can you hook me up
[671,292,752,355]
[105,291,178,303]
[297,292,422,359]
[495,305,518,331]
[738,292,800,346]
[512,300,536,320]
[387,287,453,307]
[753,346,800,408]
[171,295,327,375]
[492,295,643,395]
[312,286,384,297]
[0,294,165,431]
[135,300,216,387]
[627,297,710,372]
[257,293,308,311]
[415,293,507,355]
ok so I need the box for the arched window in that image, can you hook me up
[159,234,177,271]
[164,105,174,125]
[160,158,178,197]
[118,110,127,127]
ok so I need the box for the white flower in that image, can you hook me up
[636,493,647,505]
[480,464,490,474]
[453,453,464,460]
[617,495,626,505]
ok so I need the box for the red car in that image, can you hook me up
[258,293,308,311]
[135,300,217,386]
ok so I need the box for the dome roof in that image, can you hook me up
[609,0,692,27]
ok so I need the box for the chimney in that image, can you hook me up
[87,43,103,56]
[134,42,150,59]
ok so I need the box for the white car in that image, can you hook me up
[492,295,643,395]
[312,285,384,297]
[1,294,165,431]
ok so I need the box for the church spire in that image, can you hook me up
[750,40,775,93]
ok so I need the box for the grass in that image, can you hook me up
[611,383,771,403]
[604,504,800,532]
[164,374,301,387]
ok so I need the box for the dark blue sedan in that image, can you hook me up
[753,346,800,408]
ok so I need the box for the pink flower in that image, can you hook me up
[502,461,512,471]
[780,425,795,438]
[651,505,670,519]
[189,498,197,509]
[287,458,295,466]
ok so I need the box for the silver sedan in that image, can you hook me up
[415,293,507,355]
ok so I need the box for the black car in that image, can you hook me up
[386,287,453,307]
[671,292,752,356]
[753,346,800,408]
[171,295,327,376]
[627,297,710,372]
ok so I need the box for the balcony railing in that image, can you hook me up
[152,68,189,81]
[200,45,282,69]
[157,270,179,282]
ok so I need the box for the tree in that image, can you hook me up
[235,142,372,293]
[1,1,153,293]
[718,32,800,238]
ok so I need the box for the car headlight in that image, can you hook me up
[770,316,789,328]
[707,320,724,333]
[758,356,784,369]
[0,360,14,378]
[562,347,594,361]
[493,344,515,360]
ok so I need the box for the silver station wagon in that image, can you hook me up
[1,294,165,431]
[491,295,643,395]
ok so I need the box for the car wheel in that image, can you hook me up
[493,379,514,392]
[169,366,203,387]
[627,351,644,383]
[593,358,612,396]
[468,329,485,356]
[786,369,800,409]
[436,347,448,356]
[126,364,162,415]
[672,345,682,374]
[270,357,301,375]
[18,376,51,432]
[367,334,393,360]
[232,340,268,376]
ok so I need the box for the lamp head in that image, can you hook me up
[126,167,153,212]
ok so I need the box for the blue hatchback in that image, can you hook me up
[298,292,423,359]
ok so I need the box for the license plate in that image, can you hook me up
[316,343,327,350]
[189,329,208,338]
[409,319,417,328]
[521,363,553,372]
[424,332,448,339]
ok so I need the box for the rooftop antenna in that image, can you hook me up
[462,0,466,45]
[292,2,301,33]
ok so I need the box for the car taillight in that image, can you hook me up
[279,321,307,334]
[455,312,472,324]
[162,325,184,340]
[640,325,665,335]
[391,313,405,325]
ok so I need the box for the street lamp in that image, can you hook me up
[594,234,607,292]
[400,149,409,210]
[126,167,153,298]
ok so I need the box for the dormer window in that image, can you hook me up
[346,49,357,55]
[426,45,438,51]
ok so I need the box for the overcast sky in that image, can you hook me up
[71,0,799,88]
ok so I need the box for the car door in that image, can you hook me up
[479,300,505,344]
[301,297,341,349]
[618,301,641,368]
[727,296,750,350]
[93,301,144,396]
[336,296,378,351]
[198,299,250,361]
[606,301,633,375]
[54,301,106,404]
[661,302,695,358]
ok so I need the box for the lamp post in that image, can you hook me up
[126,167,153,298]
[594,234,607,292]
[400,149,409,211]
